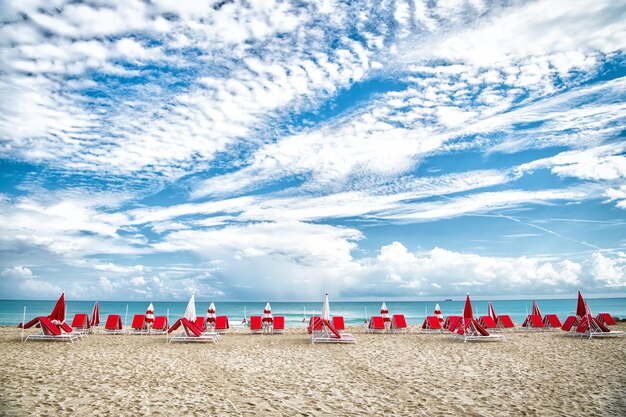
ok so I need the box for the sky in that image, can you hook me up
[0,0,625,301]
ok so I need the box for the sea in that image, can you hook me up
[2,298,626,328]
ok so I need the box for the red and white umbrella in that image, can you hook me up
[207,302,216,325]
[49,293,66,325]
[380,302,390,323]
[487,302,497,322]
[146,303,154,325]
[531,300,542,318]
[434,303,444,327]
[262,302,273,323]
[91,302,100,328]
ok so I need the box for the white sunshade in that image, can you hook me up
[321,293,330,320]
[146,303,155,323]
[183,293,197,321]
[434,303,444,325]
[207,302,216,323]
[263,302,273,322]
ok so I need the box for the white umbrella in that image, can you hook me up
[321,293,330,321]
[183,293,196,321]
[263,302,273,323]
[207,302,216,325]
[146,303,154,327]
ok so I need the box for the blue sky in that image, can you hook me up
[1,0,625,301]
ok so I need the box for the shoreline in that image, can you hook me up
[1,325,625,416]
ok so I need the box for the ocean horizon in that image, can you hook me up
[2,297,625,328]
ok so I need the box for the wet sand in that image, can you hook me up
[1,325,625,416]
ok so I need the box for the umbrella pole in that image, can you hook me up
[124,304,128,333]
[21,306,26,342]
[166,308,169,344]
[364,306,368,324]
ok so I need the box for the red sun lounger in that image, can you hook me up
[311,319,356,344]
[249,315,263,334]
[366,316,386,334]
[195,316,207,332]
[151,316,168,334]
[71,313,90,336]
[455,318,506,342]
[332,316,345,332]
[596,313,616,326]
[23,316,80,343]
[215,316,229,334]
[522,314,544,329]
[168,318,218,343]
[103,314,124,334]
[444,316,462,332]
[272,316,285,334]
[421,316,442,332]
[543,314,562,329]
[390,314,408,333]
[308,316,322,334]
[561,316,579,332]
[479,316,497,329]
[496,315,515,330]
[130,314,148,334]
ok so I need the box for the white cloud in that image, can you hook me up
[589,252,626,287]
[0,266,33,279]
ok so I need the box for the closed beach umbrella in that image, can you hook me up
[207,302,216,324]
[487,302,497,322]
[146,303,154,325]
[49,293,66,325]
[531,300,542,318]
[263,302,273,323]
[434,303,445,327]
[463,294,473,319]
[380,302,390,323]
[576,291,587,318]
[91,302,100,328]
[321,293,330,321]
[183,293,197,321]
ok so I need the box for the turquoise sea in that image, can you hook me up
[1,298,625,328]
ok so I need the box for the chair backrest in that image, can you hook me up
[59,322,73,333]
[215,315,229,330]
[597,313,616,326]
[497,315,514,328]
[181,318,202,337]
[321,319,342,339]
[273,316,285,330]
[131,314,146,330]
[543,314,561,328]
[427,315,441,329]
[38,317,62,336]
[464,318,490,336]
[369,316,385,330]
[479,316,497,328]
[249,315,262,330]
[105,314,122,330]
[446,316,461,331]
[71,313,89,329]
[152,316,167,330]
[308,316,322,334]
[561,315,578,331]
[195,317,206,331]
[392,314,407,329]
[332,316,345,331]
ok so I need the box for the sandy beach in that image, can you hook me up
[1,325,625,416]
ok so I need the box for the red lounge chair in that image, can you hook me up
[151,316,168,334]
[311,318,356,344]
[561,315,579,332]
[307,316,322,334]
[195,317,207,332]
[543,314,562,329]
[23,316,80,343]
[332,316,345,332]
[496,315,515,330]
[168,318,218,343]
[390,314,408,333]
[272,316,285,334]
[455,317,506,342]
[596,313,616,326]
[103,314,124,334]
[521,314,544,329]
[130,314,148,334]
[573,314,623,339]
[249,315,263,334]
[215,315,229,334]
[421,316,442,332]
[444,316,461,332]
[478,316,497,329]
[366,316,386,334]
[71,313,90,337]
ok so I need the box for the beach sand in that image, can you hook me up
[1,325,625,416]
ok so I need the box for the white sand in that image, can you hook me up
[1,325,625,416]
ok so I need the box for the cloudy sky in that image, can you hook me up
[1,0,625,301]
